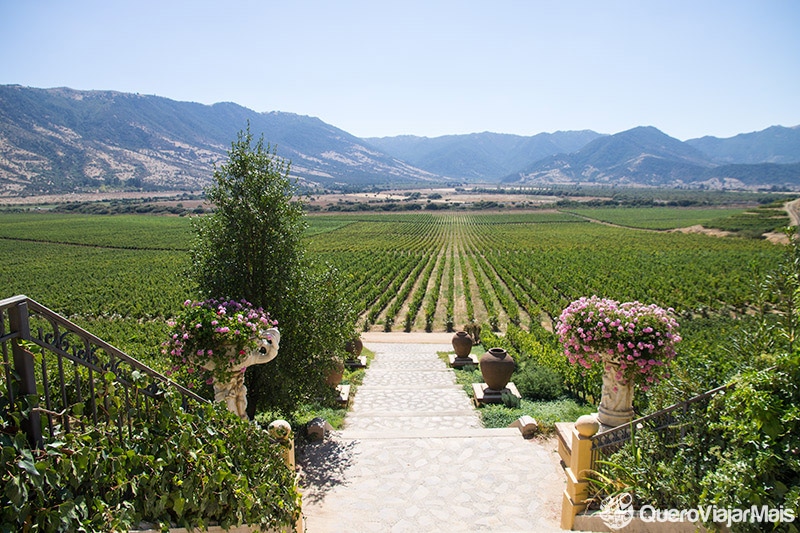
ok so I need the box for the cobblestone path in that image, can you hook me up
[299,340,565,532]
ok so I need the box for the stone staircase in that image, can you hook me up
[300,341,565,532]
[343,344,487,438]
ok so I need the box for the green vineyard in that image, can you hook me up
[0,209,786,368]
[305,211,782,333]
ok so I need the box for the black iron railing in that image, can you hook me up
[590,382,732,466]
[1,295,206,448]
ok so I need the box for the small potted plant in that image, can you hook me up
[163,298,279,417]
[556,296,681,427]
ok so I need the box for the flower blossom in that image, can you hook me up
[556,295,680,387]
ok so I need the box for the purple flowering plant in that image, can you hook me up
[556,296,681,389]
[162,298,277,386]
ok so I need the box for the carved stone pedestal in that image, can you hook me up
[597,361,634,428]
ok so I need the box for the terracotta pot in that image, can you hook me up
[479,347,516,391]
[451,331,473,358]
[325,359,345,386]
[345,337,363,358]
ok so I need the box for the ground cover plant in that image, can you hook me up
[0,378,301,532]
[449,361,595,431]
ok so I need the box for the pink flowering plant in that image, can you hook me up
[163,298,277,387]
[556,296,681,389]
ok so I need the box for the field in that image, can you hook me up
[305,211,782,333]
[562,206,749,229]
[0,206,787,374]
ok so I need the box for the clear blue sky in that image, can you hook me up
[1,0,798,140]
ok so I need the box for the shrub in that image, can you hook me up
[515,364,564,401]
[701,356,800,524]
[480,398,594,431]
[1,381,300,532]
[601,229,800,530]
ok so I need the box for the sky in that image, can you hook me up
[1,0,798,141]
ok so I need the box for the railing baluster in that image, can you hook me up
[57,353,70,433]
[74,360,85,432]
[41,351,55,439]
[124,386,132,439]
[1,311,13,408]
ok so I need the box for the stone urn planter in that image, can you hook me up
[451,331,473,358]
[344,336,366,369]
[479,347,516,391]
[597,361,634,427]
[556,296,682,429]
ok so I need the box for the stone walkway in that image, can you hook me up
[299,339,566,532]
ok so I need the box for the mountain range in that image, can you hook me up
[503,126,800,189]
[1,84,799,195]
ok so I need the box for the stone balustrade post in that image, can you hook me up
[561,414,600,530]
[267,419,295,470]
[267,419,302,532]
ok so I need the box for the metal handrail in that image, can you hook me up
[590,381,734,464]
[1,295,207,448]
[592,363,775,457]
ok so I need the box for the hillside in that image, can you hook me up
[364,130,603,181]
[1,85,799,195]
[505,126,800,189]
[0,85,441,196]
[686,125,800,165]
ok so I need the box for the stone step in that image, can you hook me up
[360,371,458,389]
[361,368,454,375]
[346,410,479,418]
[368,359,450,371]
[356,383,463,391]
[346,410,480,420]
[350,388,474,413]
[338,427,521,440]
[344,412,482,433]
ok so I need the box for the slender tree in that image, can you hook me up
[190,126,356,415]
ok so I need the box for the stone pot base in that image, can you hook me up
[472,382,521,406]
[448,353,478,368]
[597,403,634,428]
[344,356,367,369]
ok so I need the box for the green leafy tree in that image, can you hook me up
[190,127,356,415]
